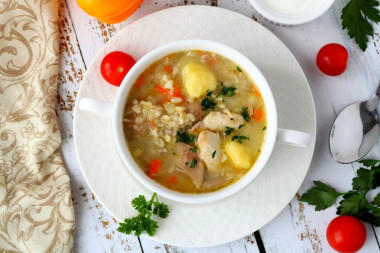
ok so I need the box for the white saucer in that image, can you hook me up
[73,6,316,247]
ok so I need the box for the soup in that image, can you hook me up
[123,50,267,193]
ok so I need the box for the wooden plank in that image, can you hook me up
[62,1,260,252]
[57,0,143,251]
[58,0,380,252]
[257,0,380,252]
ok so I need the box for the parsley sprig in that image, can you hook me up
[221,87,237,97]
[341,0,380,51]
[117,193,169,236]
[231,135,249,144]
[241,107,250,122]
[177,131,196,144]
[225,126,235,136]
[301,160,380,226]
[201,97,216,111]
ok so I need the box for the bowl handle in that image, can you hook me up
[277,128,311,147]
[78,98,113,118]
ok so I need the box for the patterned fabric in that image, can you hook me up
[0,0,74,252]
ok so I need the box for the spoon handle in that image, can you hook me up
[366,82,380,112]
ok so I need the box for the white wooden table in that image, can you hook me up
[57,0,380,252]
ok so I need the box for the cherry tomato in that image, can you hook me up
[100,51,136,86]
[326,215,366,253]
[316,43,348,76]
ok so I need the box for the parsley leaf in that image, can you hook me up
[152,200,170,218]
[190,159,197,168]
[352,167,380,190]
[300,160,380,227]
[337,192,371,217]
[131,195,149,213]
[236,66,242,72]
[212,150,216,158]
[221,87,237,97]
[241,107,250,122]
[225,126,235,136]
[206,90,213,97]
[372,192,380,207]
[300,181,343,211]
[360,159,380,168]
[177,131,196,144]
[201,98,216,111]
[117,193,169,236]
[189,146,197,153]
[262,126,267,131]
[341,0,380,51]
[231,135,249,144]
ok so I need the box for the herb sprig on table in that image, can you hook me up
[117,193,169,236]
[301,160,380,226]
[341,0,380,51]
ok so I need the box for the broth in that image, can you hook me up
[123,50,267,193]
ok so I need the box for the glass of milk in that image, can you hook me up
[249,0,335,25]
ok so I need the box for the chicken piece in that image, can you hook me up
[194,110,245,132]
[196,130,223,172]
[189,121,203,134]
[174,143,205,189]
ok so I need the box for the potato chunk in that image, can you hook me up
[182,62,217,98]
[225,141,251,169]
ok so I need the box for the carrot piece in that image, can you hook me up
[155,86,171,95]
[167,176,177,184]
[233,168,242,174]
[252,108,263,122]
[207,58,217,67]
[253,88,261,97]
[172,86,186,101]
[155,86,186,101]
[163,65,172,73]
[134,75,145,88]
[147,158,162,177]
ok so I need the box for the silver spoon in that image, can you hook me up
[329,83,380,163]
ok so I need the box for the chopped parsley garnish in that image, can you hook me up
[116,193,169,236]
[230,118,235,121]
[262,126,267,131]
[190,159,197,168]
[206,90,213,97]
[212,151,216,158]
[201,98,216,111]
[221,82,224,86]
[231,135,249,144]
[241,107,250,122]
[238,124,244,129]
[172,152,176,155]
[225,126,235,136]
[221,86,237,97]
[177,131,196,144]
[185,162,189,165]
[189,146,197,153]
[236,66,242,72]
